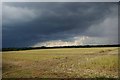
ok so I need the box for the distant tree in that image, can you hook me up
[41,46,46,49]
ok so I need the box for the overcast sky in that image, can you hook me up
[2,0,120,2]
[2,2,118,48]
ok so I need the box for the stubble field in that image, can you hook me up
[2,47,118,78]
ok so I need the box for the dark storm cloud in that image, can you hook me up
[2,2,118,48]
[0,2,2,49]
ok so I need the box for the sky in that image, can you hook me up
[1,0,120,2]
[0,2,2,49]
[2,2,118,48]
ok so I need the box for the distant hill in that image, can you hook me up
[2,44,120,52]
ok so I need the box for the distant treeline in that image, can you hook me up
[2,44,120,52]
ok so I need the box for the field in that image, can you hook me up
[2,47,118,78]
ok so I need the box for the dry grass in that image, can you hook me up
[2,47,118,78]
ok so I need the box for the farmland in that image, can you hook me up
[2,47,118,78]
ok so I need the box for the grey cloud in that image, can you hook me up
[0,2,2,49]
[2,2,118,48]
[85,6,118,37]
[2,0,120,2]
